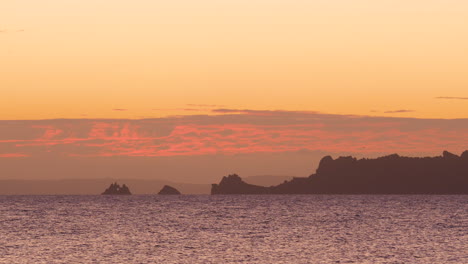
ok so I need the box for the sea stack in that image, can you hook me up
[158,185,181,195]
[101,182,132,195]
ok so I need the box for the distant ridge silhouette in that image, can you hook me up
[158,185,181,195]
[212,151,468,194]
[101,182,132,195]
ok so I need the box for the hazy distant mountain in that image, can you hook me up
[0,179,210,195]
[212,151,468,194]
[158,185,182,195]
[243,175,294,187]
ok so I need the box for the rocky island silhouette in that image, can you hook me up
[101,182,132,195]
[158,185,181,195]
[212,151,468,194]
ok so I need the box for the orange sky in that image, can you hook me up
[1,0,467,120]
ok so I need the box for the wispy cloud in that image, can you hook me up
[436,96,468,100]
[187,104,225,108]
[182,108,204,111]
[152,108,209,112]
[383,110,415,114]
[0,110,467,158]
[212,108,247,113]
[211,108,322,115]
[112,109,128,111]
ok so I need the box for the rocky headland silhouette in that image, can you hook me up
[158,185,181,195]
[101,182,132,195]
[212,151,468,194]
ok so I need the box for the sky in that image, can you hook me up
[1,0,467,181]
[1,0,467,119]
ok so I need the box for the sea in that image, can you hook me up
[0,195,466,264]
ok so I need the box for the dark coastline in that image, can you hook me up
[211,151,468,194]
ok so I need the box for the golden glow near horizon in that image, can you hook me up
[1,0,467,120]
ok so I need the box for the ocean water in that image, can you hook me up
[0,195,466,264]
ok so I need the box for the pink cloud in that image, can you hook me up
[0,111,467,158]
[436,96,468,100]
[383,110,415,114]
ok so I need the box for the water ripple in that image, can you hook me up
[0,195,466,263]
